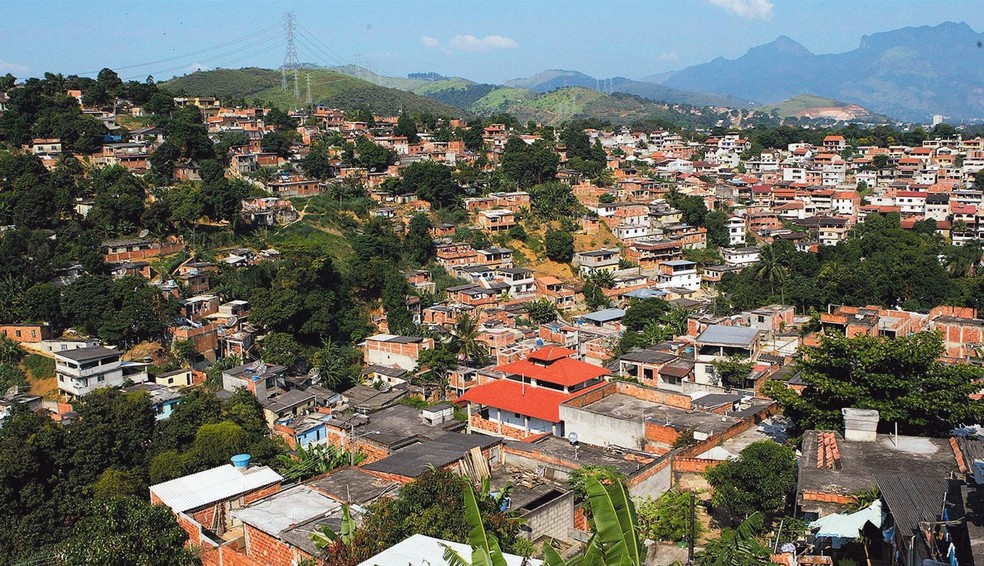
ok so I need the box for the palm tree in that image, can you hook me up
[275,444,363,482]
[453,313,488,367]
[641,320,671,346]
[447,476,643,566]
[311,339,356,390]
[660,304,690,337]
[755,245,788,304]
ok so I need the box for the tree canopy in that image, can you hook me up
[764,331,984,436]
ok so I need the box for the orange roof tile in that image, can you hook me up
[495,358,610,387]
[457,380,605,422]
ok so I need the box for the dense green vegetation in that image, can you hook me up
[0,386,283,562]
[718,213,984,314]
[317,468,525,566]
[765,332,984,437]
[162,68,467,117]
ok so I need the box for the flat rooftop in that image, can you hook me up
[506,436,647,476]
[488,465,571,513]
[331,403,464,448]
[233,485,340,538]
[798,430,958,512]
[307,467,400,505]
[363,432,501,478]
[578,392,743,436]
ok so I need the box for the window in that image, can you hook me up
[97,376,104,382]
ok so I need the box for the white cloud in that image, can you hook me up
[0,59,29,74]
[420,36,440,48]
[707,0,774,20]
[658,51,679,62]
[448,34,519,51]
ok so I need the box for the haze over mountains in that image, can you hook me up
[166,21,983,125]
[661,21,984,122]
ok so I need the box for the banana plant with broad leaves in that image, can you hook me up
[447,475,643,566]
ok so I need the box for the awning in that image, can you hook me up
[810,500,883,540]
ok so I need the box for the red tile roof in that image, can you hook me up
[495,357,610,387]
[527,346,576,362]
[456,379,604,422]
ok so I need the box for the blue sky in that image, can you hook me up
[2,0,982,84]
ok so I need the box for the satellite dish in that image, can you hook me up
[138,229,150,238]
[567,432,579,445]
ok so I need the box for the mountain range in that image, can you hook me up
[662,21,984,121]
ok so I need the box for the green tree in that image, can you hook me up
[637,489,702,543]
[764,332,984,436]
[501,137,558,188]
[395,110,420,143]
[401,161,460,209]
[582,270,615,311]
[524,298,558,324]
[544,230,574,262]
[529,181,581,221]
[60,497,199,566]
[755,244,787,302]
[712,356,754,389]
[259,331,306,370]
[275,443,363,482]
[453,312,488,367]
[621,298,671,332]
[405,214,436,265]
[260,130,293,158]
[705,441,797,520]
[694,512,770,566]
[311,339,359,390]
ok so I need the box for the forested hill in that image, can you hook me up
[162,68,468,117]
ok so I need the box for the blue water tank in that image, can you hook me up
[230,454,251,469]
[535,338,544,347]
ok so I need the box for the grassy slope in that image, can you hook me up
[757,93,887,120]
[163,68,467,116]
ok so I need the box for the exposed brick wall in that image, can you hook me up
[0,324,53,343]
[801,491,854,505]
[242,483,281,505]
[242,523,310,566]
[645,423,681,446]
[469,414,533,440]
[672,457,722,473]
[614,381,692,410]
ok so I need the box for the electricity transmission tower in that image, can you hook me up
[282,12,300,99]
[306,73,313,108]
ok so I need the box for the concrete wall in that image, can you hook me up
[559,403,646,451]
[522,491,575,544]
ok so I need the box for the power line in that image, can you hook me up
[122,31,283,81]
[76,23,282,76]
[282,11,300,99]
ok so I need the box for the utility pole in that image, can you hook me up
[282,12,300,100]
[306,73,312,108]
[688,491,696,564]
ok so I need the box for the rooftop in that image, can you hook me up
[54,346,120,362]
[150,464,283,513]
[696,325,760,348]
[798,430,958,512]
[233,484,340,537]
[495,357,609,387]
[306,467,401,505]
[458,380,605,422]
[356,534,540,566]
[363,432,501,478]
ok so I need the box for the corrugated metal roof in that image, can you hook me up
[696,325,760,347]
[150,464,283,513]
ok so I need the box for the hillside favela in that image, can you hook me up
[1,1,984,565]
